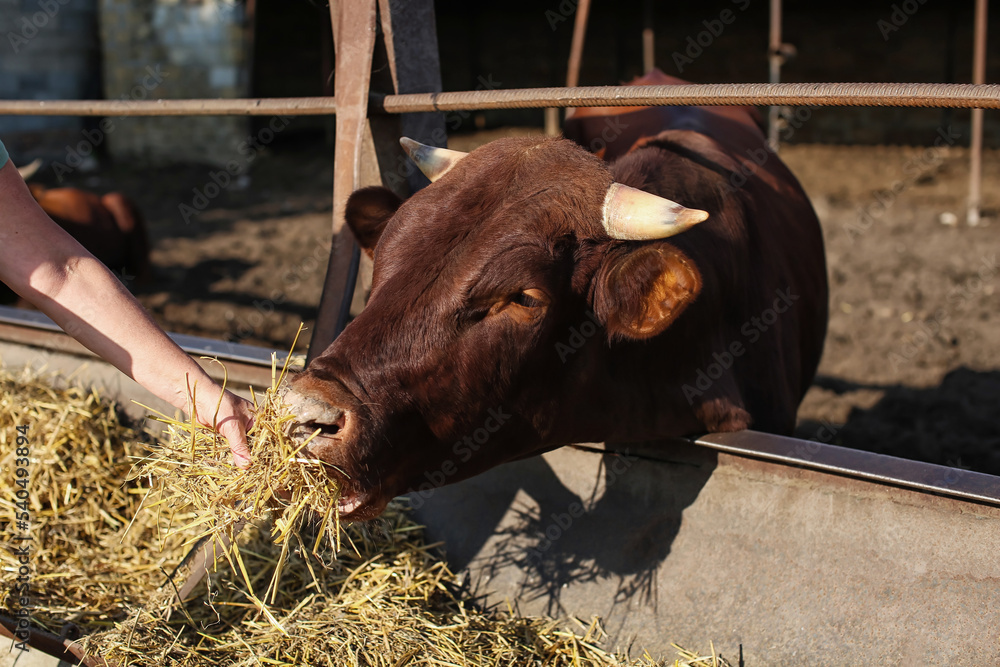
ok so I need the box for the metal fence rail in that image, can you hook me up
[1,82,999,117]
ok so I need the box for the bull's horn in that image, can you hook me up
[601,182,709,241]
[16,158,43,181]
[399,137,467,182]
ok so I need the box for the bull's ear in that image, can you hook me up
[344,186,403,257]
[591,244,701,340]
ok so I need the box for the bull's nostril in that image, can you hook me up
[294,410,349,444]
[309,417,343,437]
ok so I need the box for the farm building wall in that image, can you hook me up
[97,0,249,165]
[0,0,101,161]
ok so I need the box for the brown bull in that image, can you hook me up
[286,71,828,520]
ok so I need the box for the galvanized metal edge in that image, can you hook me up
[0,304,283,368]
[695,430,1000,507]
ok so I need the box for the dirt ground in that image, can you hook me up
[22,130,1000,477]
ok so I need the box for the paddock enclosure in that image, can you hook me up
[1,1,999,665]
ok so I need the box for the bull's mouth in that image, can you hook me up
[281,387,391,520]
[288,428,387,521]
[329,472,388,521]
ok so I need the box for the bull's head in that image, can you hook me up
[285,136,708,519]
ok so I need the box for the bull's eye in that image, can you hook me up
[475,289,548,324]
[510,289,547,309]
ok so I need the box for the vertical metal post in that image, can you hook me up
[566,0,591,89]
[967,0,988,226]
[642,0,655,74]
[308,0,378,364]
[546,0,591,137]
[308,0,445,364]
[544,108,560,136]
[767,0,783,152]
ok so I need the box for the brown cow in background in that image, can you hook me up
[1,162,151,306]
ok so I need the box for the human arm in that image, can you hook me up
[0,159,252,466]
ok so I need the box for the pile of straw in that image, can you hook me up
[0,363,733,667]
[0,366,179,633]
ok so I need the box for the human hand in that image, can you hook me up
[195,388,255,469]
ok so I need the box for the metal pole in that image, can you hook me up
[642,0,655,74]
[767,0,783,151]
[968,0,988,226]
[544,108,560,136]
[566,0,591,89]
[2,84,1000,117]
[546,0,592,137]
[307,0,377,364]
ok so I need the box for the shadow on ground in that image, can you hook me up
[797,367,1000,476]
[413,442,717,618]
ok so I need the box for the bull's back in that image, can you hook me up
[567,72,827,435]
[564,70,766,161]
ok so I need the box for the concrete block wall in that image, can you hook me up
[0,0,100,157]
[98,0,249,165]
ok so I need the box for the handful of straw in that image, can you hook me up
[131,327,341,613]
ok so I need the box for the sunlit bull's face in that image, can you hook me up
[284,137,705,519]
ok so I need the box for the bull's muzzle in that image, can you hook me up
[280,386,376,517]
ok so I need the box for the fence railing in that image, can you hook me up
[1,82,999,117]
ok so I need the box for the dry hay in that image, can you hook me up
[0,362,733,667]
[0,365,171,632]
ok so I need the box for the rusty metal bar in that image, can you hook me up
[384,82,1000,112]
[3,83,1000,118]
[379,82,1000,111]
[0,97,337,116]
[306,0,377,363]
[968,0,988,226]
